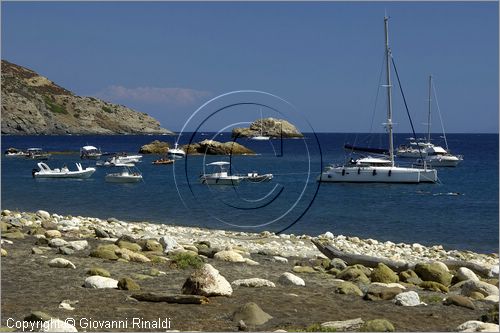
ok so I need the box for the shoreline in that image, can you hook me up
[1,209,499,332]
[2,209,498,271]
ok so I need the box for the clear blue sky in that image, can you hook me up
[2,2,498,133]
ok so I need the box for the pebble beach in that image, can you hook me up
[1,209,499,332]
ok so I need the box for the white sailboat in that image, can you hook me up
[251,109,270,141]
[318,16,437,184]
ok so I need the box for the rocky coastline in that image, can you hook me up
[1,209,498,332]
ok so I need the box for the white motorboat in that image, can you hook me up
[96,156,135,167]
[80,145,102,159]
[105,167,143,183]
[417,146,463,167]
[114,153,142,163]
[396,141,431,158]
[26,148,51,160]
[167,143,186,159]
[200,161,242,185]
[242,172,273,183]
[319,16,437,184]
[4,148,28,157]
[32,162,95,179]
[251,109,270,141]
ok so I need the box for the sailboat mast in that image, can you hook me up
[384,16,395,166]
[427,75,432,143]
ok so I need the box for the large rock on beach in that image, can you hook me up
[182,263,233,296]
[232,302,273,326]
[48,258,76,269]
[456,320,499,332]
[460,280,499,297]
[278,272,305,286]
[364,284,403,301]
[455,267,480,282]
[139,140,170,154]
[159,236,178,252]
[118,277,141,291]
[36,210,51,220]
[116,248,151,263]
[371,263,399,283]
[2,230,25,239]
[140,239,163,252]
[84,276,118,289]
[86,267,111,277]
[182,140,255,155]
[420,281,449,293]
[360,319,395,332]
[393,291,422,306]
[90,244,120,260]
[67,240,88,251]
[116,240,142,252]
[414,263,452,286]
[321,318,364,331]
[48,238,67,248]
[214,250,246,263]
[332,280,363,296]
[232,118,303,139]
[443,295,475,310]
[231,278,276,288]
[337,266,370,284]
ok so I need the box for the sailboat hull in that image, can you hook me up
[318,166,422,183]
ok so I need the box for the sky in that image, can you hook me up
[1,1,498,133]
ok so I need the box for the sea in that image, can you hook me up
[1,133,498,254]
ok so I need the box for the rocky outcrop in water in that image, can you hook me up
[1,60,172,135]
[182,140,255,155]
[231,118,303,138]
[139,140,170,154]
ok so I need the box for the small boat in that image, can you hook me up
[96,156,135,167]
[167,143,186,159]
[80,145,102,159]
[417,146,463,167]
[200,161,242,185]
[4,148,28,157]
[114,153,143,163]
[105,167,143,183]
[251,109,270,141]
[243,172,273,183]
[32,162,95,179]
[26,148,51,160]
[152,158,175,165]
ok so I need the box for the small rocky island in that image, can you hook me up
[138,140,171,154]
[1,60,172,135]
[232,118,303,139]
[183,140,255,155]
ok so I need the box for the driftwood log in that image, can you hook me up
[312,239,495,278]
[131,293,209,304]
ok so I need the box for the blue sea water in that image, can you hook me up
[1,133,498,253]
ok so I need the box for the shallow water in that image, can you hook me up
[1,133,498,253]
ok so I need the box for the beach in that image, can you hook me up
[1,209,498,332]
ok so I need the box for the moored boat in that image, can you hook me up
[26,148,51,160]
[80,145,102,159]
[105,167,143,183]
[200,161,242,185]
[32,162,95,179]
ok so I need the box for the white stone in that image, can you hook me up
[489,265,499,277]
[273,256,288,263]
[461,280,499,297]
[393,291,422,306]
[483,295,499,303]
[278,272,305,286]
[366,238,378,245]
[182,264,233,296]
[371,282,406,290]
[455,267,480,282]
[58,300,76,311]
[456,320,499,332]
[214,250,245,263]
[36,210,51,220]
[48,238,68,248]
[321,318,364,331]
[323,232,334,239]
[158,235,178,252]
[2,210,12,216]
[48,258,76,269]
[39,319,78,332]
[231,278,276,288]
[84,276,118,289]
[44,230,61,239]
[67,240,89,251]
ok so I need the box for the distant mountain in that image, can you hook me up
[1,60,173,135]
